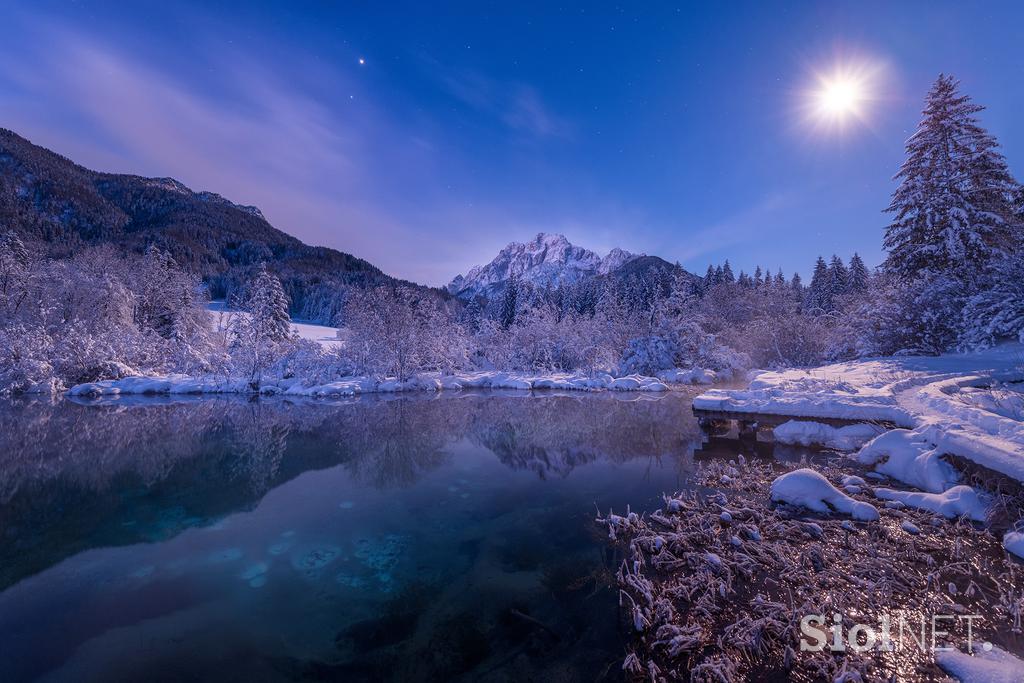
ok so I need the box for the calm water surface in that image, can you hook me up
[0,390,759,682]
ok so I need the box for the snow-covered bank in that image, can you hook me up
[67,367,732,398]
[696,344,1024,484]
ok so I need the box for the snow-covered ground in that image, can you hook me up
[696,344,1024,484]
[208,301,343,348]
[66,368,730,398]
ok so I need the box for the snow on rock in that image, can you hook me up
[657,367,717,385]
[1003,531,1024,560]
[873,485,990,522]
[935,644,1024,683]
[769,468,879,521]
[855,429,960,493]
[773,420,884,451]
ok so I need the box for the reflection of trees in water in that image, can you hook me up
[227,403,291,494]
[0,393,705,500]
[337,399,454,488]
[0,392,705,589]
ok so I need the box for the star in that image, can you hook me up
[358,57,365,65]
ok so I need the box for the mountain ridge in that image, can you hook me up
[0,128,432,322]
[448,232,650,299]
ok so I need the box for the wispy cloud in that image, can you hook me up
[0,16,468,281]
[430,59,572,139]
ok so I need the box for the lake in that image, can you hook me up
[0,389,769,682]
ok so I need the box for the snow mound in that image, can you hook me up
[874,485,990,522]
[770,468,879,521]
[773,420,884,451]
[1004,531,1024,560]
[935,644,1024,683]
[855,429,959,493]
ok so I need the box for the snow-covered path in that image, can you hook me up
[695,344,1024,483]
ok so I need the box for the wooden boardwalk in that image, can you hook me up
[692,406,897,431]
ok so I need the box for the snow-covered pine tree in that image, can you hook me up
[827,255,849,301]
[962,256,1024,348]
[806,256,830,314]
[774,269,786,287]
[884,74,1020,287]
[721,260,736,284]
[753,266,763,288]
[499,275,519,329]
[703,264,716,288]
[247,264,293,342]
[848,253,870,293]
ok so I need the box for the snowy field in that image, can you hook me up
[207,301,343,348]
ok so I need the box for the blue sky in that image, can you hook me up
[2,1,1023,285]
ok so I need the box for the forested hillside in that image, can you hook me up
[0,128,427,322]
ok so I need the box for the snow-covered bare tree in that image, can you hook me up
[346,286,466,380]
[0,229,30,318]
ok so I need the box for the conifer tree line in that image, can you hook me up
[1,74,1022,392]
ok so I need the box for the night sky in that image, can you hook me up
[2,1,1023,285]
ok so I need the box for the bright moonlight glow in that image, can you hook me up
[801,59,884,134]
[818,78,862,116]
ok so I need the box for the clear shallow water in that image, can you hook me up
[0,390,732,682]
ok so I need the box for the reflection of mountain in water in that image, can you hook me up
[470,395,703,479]
[0,392,705,589]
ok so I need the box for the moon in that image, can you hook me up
[816,76,864,119]
[818,78,862,116]
[801,59,884,133]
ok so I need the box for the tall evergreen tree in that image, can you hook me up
[248,264,293,342]
[827,255,849,300]
[884,74,1020,286]
[703,264,716,287]
[499,275,519,329]
[848,253,870,292]
[806,256,831,313]
[721,260,736,284]
[753,266,763,288]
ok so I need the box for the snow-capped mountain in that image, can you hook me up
[448,233,643,299]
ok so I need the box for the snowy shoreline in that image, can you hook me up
[67,366,732,398]
[694,344,1024,483]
